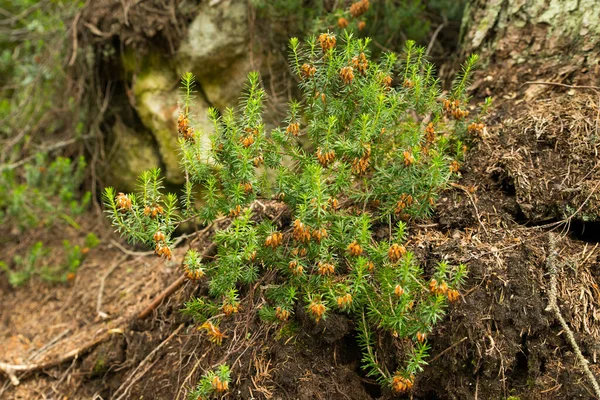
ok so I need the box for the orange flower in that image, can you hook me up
[316,148,336,167]
[340,66,354,84]
[242,182,253,194]
[351,145,371,174]
[468,122,485,136]
[403,151,415,166]
[155,244,172,260]
[318,33,336,52]
[329,198,340,210]
[391,373,414,393]
[312,227,328,242]
[416,332,427,343]
[388,243,406,263]
[337,17,349,29]
[177,113,189,135]
[222,303,239,316]
[430,279,449,295]
[212,375,229,392]
[357,21,366,31]
[265,232,283,248]
[293,219,312,243]
[115,192,132,211]
[289,260,304,276]
[153,231,166,243]
[382,75,392,88]
[447,289,460,302]
[350,0,369,17]
[450,160,460,173]
[229,205,242,218]
[241,135,255,148]
[337,293,353,309]
[394,194,414,215]
[286,122,300,136]
[308,300,326,322]
[275,306,290,321]
[425,122,435,143]
[367,261,375,272]
[347,241,363,256]
[200,321,227,345]
[351,53,368,75]
[394,284,404,297]
[253,155,264,167]
[317,261,335,276]
[301,63,316,79]
[184,267,204,281]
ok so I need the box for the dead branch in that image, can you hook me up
[545,233,600,398]
[0,327,124,386]
[138,242,218,319]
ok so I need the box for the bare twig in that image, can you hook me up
[429,337,468,363]
[68,8,82,66]
[449,182,489,235]
[97,254,128,318]
[25,329,71,363]
[545,233,600,398]
[425,23,445,56]
[138,242,218,319]
[0,327,124,386]
[521,81,600,92]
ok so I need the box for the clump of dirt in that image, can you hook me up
[78,0,197,53]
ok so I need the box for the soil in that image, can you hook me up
[2,46,600,400]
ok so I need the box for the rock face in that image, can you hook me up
[105,120,162,193]
[133,63,214,185]
[178,0,249,75]
[115,0,253,187]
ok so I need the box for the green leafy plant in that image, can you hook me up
[0,154,90,230]
[1,233,98,286]
[188,364,231,400]
[106,33,485,393]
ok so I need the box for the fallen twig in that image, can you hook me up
[137,242,218,319]
[545,233,600,398]
[521,81,600,92]
[449,182,489,236]
[0,327,124,386]
[97,254,128,318]
[429,337,468,363]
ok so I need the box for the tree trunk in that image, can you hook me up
[460,0,600,69]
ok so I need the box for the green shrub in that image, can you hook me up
[0,233,98,286]
[105,33,486,393]
[0,153,96,287]
[0,154,90,230]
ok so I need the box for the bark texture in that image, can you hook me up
[461,0,600,67]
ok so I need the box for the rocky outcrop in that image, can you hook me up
[105,120,161,192]
[114,0,254,187]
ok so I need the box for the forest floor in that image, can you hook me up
[1,66,599,400]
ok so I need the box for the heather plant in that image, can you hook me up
[105,33,485,393]
[188,364,231,400]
